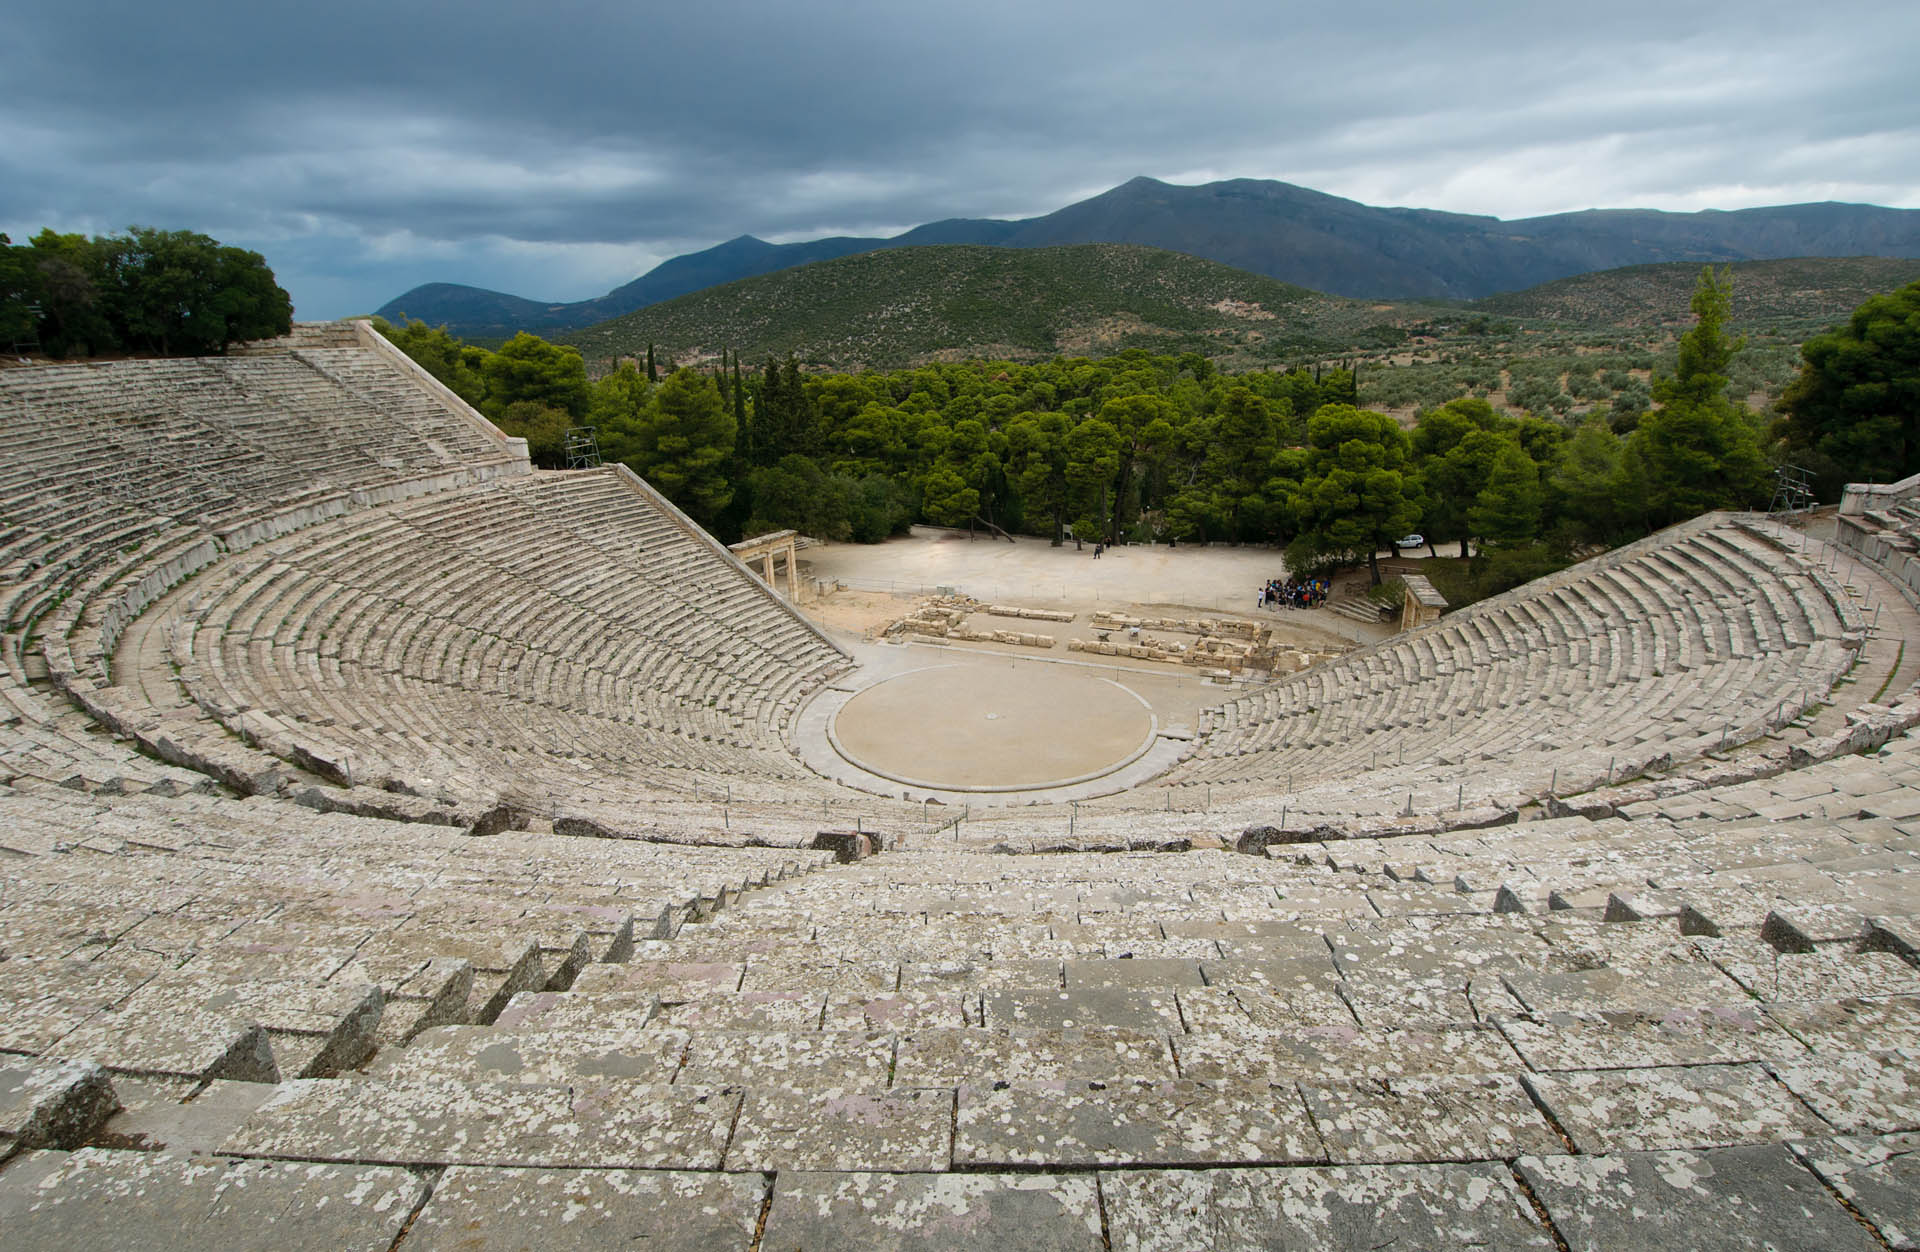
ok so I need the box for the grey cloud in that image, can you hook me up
[4,0,1915,317]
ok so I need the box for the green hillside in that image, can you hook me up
[557,243,1429,371]
[1471,256,1920,331]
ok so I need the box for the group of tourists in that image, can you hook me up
[1260,576,1328,609]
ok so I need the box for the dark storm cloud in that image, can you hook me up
[5,0,1915,316]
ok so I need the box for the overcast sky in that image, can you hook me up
[6,1,1916,319]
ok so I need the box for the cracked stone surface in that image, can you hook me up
[0,1147,424,1250]
[1521,1063,1831,1153]
[371,1025,687,1085]
[1762,995,1920,1053]
[1180,1021,1517,1082]
[981,988,1183,1032]
[762,1171,1103,1251]
[896,1026,1174,1085]
[678,1029,893,1089]
[1768,1049,1920,1133]
[1300,1073,1563,1163]
[403,1166,765,1251]
[954,1079,1324,1167]
[1494,1006,1809,1071]
[1517,1145,1882,1252]
[1790,1132,1920,1251]
[221,1076,740,1168]
[727,1086,954,1172]
[1102,1163,1556,1251]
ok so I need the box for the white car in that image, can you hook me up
[1395,534,1426,550]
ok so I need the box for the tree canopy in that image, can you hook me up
[2,226,291,356]
[1779,279,1920,496]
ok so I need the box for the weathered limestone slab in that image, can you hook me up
[370,1025,687,1086]
[0,959,155,1054]
[1698,933,1920,999]
[901,959,1063,992]
[1522,1063,1830,1153]
[0,1060,118,1155]
[567,960,743,999]
[1495,1006,1808,1071]
[57,973,381,1079]
[492,990,658,1032]
[678,1030,893,1089]
[1790,1133,1920,1251]
[1174,985,1354,1034]
[1327,924,1556,978]
[1179,1022,1519,1082]
[954,1079,1324,1168]
[762,1172,1103,1251]
[222,1076,740,1168]
[727,1087,953,1172]
[404,1166,765,1251]
[1197,954,1344,995]
[1101,1163,1555,1252]
[1336,973,1516,1028]
[90,1078,276,1155]
[738,955,899,994]
[0,1147,426,1251]
[1768,1049,1920,1133]
[1763,995,1920,1053]
[1501,964,1749,1016]
[1063,958,1205,988]
[981,988,1183,1032]
[1517,1145,1882,1252]
[659,991,828,1031]
[1300,1074,1562,1163]
[894,1027,1175,1085]
[824,990,974,1030]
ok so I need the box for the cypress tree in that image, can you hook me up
[646,343,657,383]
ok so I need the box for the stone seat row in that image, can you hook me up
[133,470,850,810]
[0,783,836,1083]
[1180,519,1855,802]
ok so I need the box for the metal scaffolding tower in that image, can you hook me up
[564,426,603,470]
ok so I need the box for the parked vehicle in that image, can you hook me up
[1395,534,1425,550]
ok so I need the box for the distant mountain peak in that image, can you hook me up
[374,175,1920,341]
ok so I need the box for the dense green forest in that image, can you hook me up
[1,227,292,356]
[372,263,1917,604]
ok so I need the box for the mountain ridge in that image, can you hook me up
[376,176,1920,341]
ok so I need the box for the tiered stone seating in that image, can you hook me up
[7,319,1920,1244]
[0,783,833,1080]
[0,325,528,803]
[1129,515,1861,828]
[15,729,1891,1246]
[135,466,861,819]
